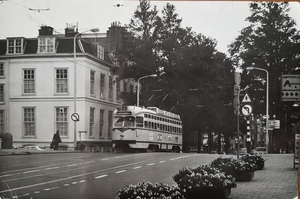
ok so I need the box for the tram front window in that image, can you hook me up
[114,116,135,128]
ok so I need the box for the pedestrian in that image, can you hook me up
[51,131,62,150]
[80,142,85,152]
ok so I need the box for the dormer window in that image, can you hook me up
[38,37,55,53]
[7,38,24,54]
[97,44,104,60]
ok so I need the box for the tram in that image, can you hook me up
[112,106,182,152]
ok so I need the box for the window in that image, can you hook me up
[136,117,143,127]
[38,37,55,53]
[99,109,104,138]
[109,76,113,100]
[0,110,4,134]
[0,84,4,103]
[56,69,68,94]
[100,74,105,98]
[23,69,35,94]
[97,44,104,60]
[123,82,127,92]
[108,111,113,138]
[56,107,68,136]
[89,108,95,137]
[7,38,23,54]
[90,70,95,96]
[24,108,35,136]
[116,81,120,100]
[0,63,4,77]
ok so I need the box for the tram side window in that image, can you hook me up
[144,121,149,128]
[136,116,143,127]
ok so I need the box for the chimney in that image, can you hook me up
[39,26,54,36]
[65,23,78,37]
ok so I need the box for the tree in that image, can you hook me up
[228,2,300,152]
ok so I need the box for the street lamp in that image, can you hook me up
[73,28,99,149]
[246,66,269,152]
[136,74,157,107]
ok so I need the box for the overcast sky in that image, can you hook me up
[0,0,299,54]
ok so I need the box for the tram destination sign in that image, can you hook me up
[281,74,300,101]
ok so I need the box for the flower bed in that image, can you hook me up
[115,182,184,199]
[173,165,237,199]
[241,154,265,170]
[210,157,255,181]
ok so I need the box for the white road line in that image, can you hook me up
[115,170,126,173]
[79,180,86,183]
[66,164,78,167]
[0,173,16,177]
[44,167,59,170]
[34,191,40,194]
[0,161,144,194]
[95,175,108,179]
[83,161,94,164]
[71,182,78,184]
[159,161,166,163]
[147,163,155,166]
[132,166,142,169]
[63,184,70,186]
[23,170,40,174]
[170,154,199,161]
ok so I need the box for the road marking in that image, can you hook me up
[147,163,155,166]
[159,161,166,163]
[132,166,142,169]
[23,170,40,174]
[0,161,145,194]
[34,191,40,194]
[66,164,78,167]
[95,175,108,179]
[79,180,86,183]
[83,161,94,164]
[63,184,70,186]
[44,167,59,170]
[170,154,199,161]
[115,170,126,173]
[0,173,16,177]
[71,182,78,184]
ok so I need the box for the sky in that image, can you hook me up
[0,0,299,54]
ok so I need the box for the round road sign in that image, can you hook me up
[241,105,252,116]
[71,113,80,121]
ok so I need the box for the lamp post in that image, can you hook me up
[73,28,99,149]
[246,66,269,152]
[136,74,157,107]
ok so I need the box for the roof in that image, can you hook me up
[0,36,115,67]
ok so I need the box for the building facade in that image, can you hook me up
[0,24,132,151]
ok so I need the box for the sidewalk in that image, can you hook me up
[230,154,298,199]
[0,148,78,156]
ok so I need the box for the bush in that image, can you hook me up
[115,182,184,199]
[210,157,255,176]
[241,154,265,170]
[173,165,237,195]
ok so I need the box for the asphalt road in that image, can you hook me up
[0,152,220,199]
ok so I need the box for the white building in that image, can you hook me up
[0,24,133,151]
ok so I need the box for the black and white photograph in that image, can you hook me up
[0,0,299,198]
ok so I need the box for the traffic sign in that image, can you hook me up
[242,93,251,103]
[282,74,300,101]
[241,104,252,116]
[71,113,80,122]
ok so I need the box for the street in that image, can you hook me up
[0,152,298,199]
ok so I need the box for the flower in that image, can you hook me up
[116,182,184,199]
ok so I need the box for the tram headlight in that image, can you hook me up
[120,133,124,139]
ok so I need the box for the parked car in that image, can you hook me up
[23,146,44,150]
[251,147,267,155]
[239,148,247,156]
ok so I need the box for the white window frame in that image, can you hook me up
[99,109,104,138]
[108,111,113,138]
[55,68,68,94]
[23,69,35,94]
[100,73,105,99]
[7,38,23,54]
[89,108,95,137]
[56,107,68,137]
[38,37,55,53]
[23,107,35,137]
[90,70,95,96]
[0,84,4,103]
[109,76,113,101]
[97,44,104,60]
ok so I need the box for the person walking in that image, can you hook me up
[51,131,62,150]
